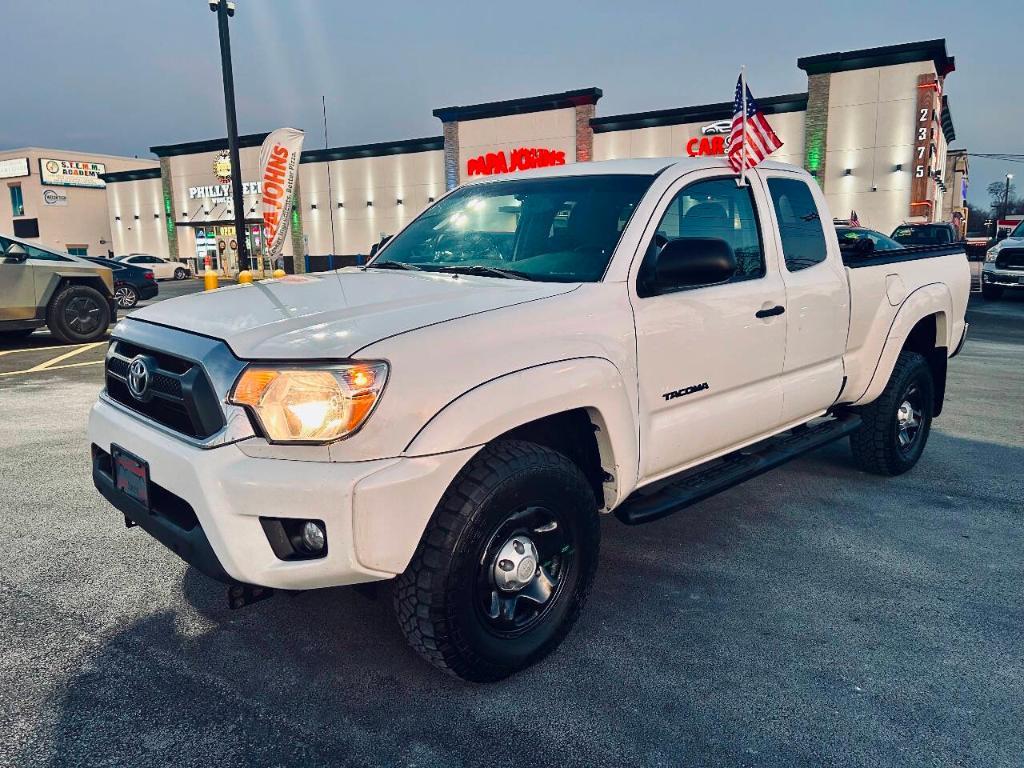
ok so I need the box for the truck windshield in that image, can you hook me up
[370,174,654,282]
[1011,221,1024,239]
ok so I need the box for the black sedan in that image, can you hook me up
[83,257,159,308]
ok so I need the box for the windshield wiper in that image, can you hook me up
[364,260,423,271]
[436,264,531,281]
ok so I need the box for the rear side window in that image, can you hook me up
[767,178,827,271]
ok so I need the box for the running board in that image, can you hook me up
[615,414,862,526]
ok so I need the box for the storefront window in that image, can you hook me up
[9,184,24,217]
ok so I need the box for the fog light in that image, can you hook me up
[300,521,326,552]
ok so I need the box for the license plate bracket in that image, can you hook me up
[112,444,151,510]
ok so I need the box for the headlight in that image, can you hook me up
[229,362,388,443]
[985,248,998,263]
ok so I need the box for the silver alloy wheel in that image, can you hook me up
[114,285,137,308]
[896,384,923,450]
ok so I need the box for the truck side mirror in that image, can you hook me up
[3,243,28,263]
[655,237,736,289]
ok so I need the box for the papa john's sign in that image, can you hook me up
[466,147,566,177]
[259,127,304,261]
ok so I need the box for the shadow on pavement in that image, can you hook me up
[28,433,1024,768]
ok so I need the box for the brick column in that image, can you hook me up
[442,120,459,191]
[159,157,178,260]
[574,103,596,163]
[803,73,831,187]
[290,177,306,273]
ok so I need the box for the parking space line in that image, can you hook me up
[0,359,104,378]
[26,342,104,372]
[0,344,79,357]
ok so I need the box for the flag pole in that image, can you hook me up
[739,65,748,187]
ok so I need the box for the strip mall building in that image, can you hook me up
[103,38,966,274]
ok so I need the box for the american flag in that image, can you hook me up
[728,75,783,174]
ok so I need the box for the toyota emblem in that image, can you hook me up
[127,356,151,401]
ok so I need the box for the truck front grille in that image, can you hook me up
[104,340,225,439]
[996,248,1024,270]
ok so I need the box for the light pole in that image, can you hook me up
[1003,173,1014,226]
[210,0,250,272]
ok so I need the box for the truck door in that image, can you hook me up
[760,173,850,424]
[630,172,787,481]
[0,238,37,322]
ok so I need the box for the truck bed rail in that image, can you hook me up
[842,243,965,269]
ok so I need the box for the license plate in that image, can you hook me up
[112,445,150,509]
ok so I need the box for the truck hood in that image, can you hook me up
[128,268,578,359]
[992,236,1024,252]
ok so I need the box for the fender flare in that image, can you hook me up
[404,357,639,505]
[852,282,952,407]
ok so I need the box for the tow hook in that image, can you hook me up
[227,583,274,610]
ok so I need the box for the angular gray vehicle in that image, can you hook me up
[0,234,117,344]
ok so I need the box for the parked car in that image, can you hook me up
[114,253,191,281]
[83,257,158,309]
[89,158,970,681]
[836,226,904,252]
[890,222,960,246]
[981,219,1024,299]
[0,234,116,344]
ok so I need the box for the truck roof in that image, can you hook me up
[462,156,806,184]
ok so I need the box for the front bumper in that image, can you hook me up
[982,266,1024,288]
[88,398,477,590]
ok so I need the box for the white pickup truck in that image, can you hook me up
[89,158,970,681]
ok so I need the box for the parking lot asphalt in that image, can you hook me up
[1,289,1021,767]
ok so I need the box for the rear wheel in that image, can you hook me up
[46,284,110,344]
[393,440,600,682]
[849,350,934,476]
[981,284,1003,300]
[114,284,138,309]
[174,267,187,280]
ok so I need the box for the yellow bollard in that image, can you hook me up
[238,270,253,285]
[204,268,219,291]
[272,269,286,279]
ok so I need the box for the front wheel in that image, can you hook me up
[173,267,188,280]
[394,440,600,682]
[46,284,111,344]
[849,350,934,476]
[981,284,1003,300]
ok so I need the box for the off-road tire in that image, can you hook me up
[174,267,188,280]
[393,440,600,682]
[981,284,1003,300]
[46,284,110,344]
[849,350,934,476]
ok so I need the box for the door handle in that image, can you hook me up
[755,305,786,318]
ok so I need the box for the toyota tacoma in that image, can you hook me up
[89,158,970,681]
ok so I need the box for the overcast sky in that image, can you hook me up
[1,0,1018,207]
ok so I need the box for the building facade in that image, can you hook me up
[0,148,156,256]
[102,38,962,273]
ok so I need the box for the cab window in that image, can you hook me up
[767,178,827,271]
[639,177,765,296]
